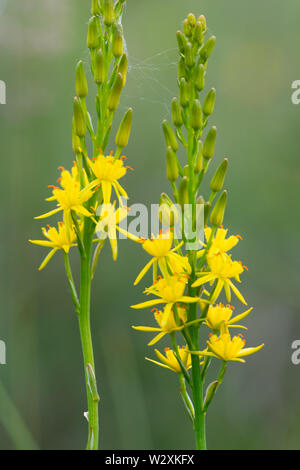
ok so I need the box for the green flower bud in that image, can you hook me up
[200,36,216,61]
[75,61,88,98]
[204,201,211,225]
[195,64,205,92]
[103,0,115,26]
[159,193,179,226]
[187,13,196,27]
[178,176,189,208]
[185,42,195,68]
[183,18,192,37]
[172,98,183,127]
[91,0,101,15]
[73,97,86,137]
[197,195,205,206]
[194,140,203,173]
[210,158,228,192]
[183,165,189,177]
[94,49,105,84]
[162,120,178,152]
[166,147,179,181]
[203,126,217,159]
[179,78,189,107]
[191,99,203,130]
[176,30,187,54]
[210,190,227,227]
[72,118,81,154]
[178,58,186,80]
[194,22,203,43]
[203,88,216,116]
[118,53,128,86]
[198,15,207,33]
[115,108,133,149]
[112,23,123,58]
[107,73,123,111]
[87,16,100,49]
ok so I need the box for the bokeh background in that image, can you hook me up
[0,0,300,450]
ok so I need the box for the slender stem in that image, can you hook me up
[63,253,80,314]
[78,241,99,450]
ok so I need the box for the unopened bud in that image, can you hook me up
[112,23,123,58]
[115,108,133,148]
[203,88,216,116]
[72,118,81,154]
[195,64,205,92]
[183,165,189,177]
[107,73,123,111]
[91,0,101,15]
[178,59,186,80]
[159,193,179,226]
[210,158,228,192]
[87,16,99,49]
[185,42,195,68]
[73,97,86,137]
[191,99,203,130]
[94,49,105,84]
[103,0,115,26]
[203,126,217,159]
[162,120,178,152]
[183,18,192,38]
[75,61,88,98]
[179,78,189,108]
[172,98,183,127]
[166,147,179,181]
[176,31,187,54]
[178,176,189,208]
[195,140,203,173]
[118,53,128,86]
[200,36,216,61]
[187,13,196,27]
[204,201,211,225]
[194,22,203,43]
[198,15,207,32]
[210,190,227,226]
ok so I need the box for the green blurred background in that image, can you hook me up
[0,0,300,450]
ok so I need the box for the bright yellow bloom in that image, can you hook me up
[35,165,93,229]
[205,303,253,331]
[193,253,247,305]
[132,305,190,345]
[132,231,190,285]
[29,222,77,270]
[131,275,199,325]
[88,153,130,204]
[190,328,264,363]
[95,202,128,261]
[197,226,241,259]
[146,346,192,373]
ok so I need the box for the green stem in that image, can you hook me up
[78,242,99,450]
[63,253,80,315]
[191,353,206,450]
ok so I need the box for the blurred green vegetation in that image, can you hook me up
[0,0,300,450]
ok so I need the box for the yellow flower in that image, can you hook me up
[131,275,199,325]
[132,305,190,345]
[132,231,190,285]
[197,226,241,259]
[146,346,192,373]
[193,253,247,305]
[190,328,264,363]
[95,202,128,261]
[29,222,77,270]
[88,153,130,204]
[35,165,93,229]
[205,303,253,331]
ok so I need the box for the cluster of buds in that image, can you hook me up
[161,13,228,229]
[73,0,132,159]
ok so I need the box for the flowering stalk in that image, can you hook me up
[30,0,132,450]
[131,13,263,450]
